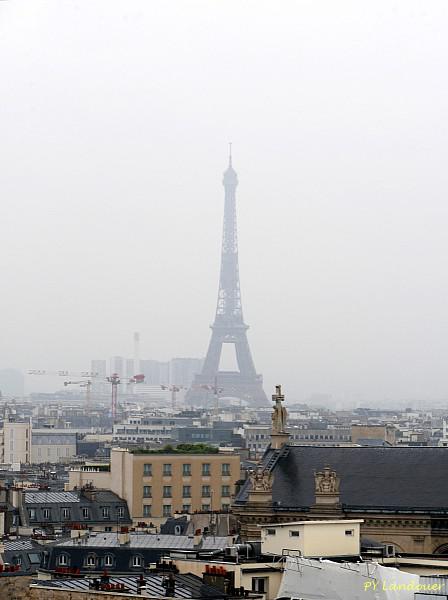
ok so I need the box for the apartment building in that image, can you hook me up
[1,418,31,464]
[70,447,240,525]
[110,448,240,525]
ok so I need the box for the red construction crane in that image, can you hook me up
[107,373,145,419]
[27,369,145,418]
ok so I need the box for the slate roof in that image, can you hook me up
[32,573,230,598]
[56,533,228,550]
[23,489,131,527]
[25,491,80,504]
[2,537,46,575]
[4,540,34,551]
[235,445,448,511]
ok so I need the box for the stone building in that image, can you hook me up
[70,446,240,525]
[233,386,448,554]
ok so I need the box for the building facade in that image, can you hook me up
[110,448,240,525]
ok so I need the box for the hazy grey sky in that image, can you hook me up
[2,1,448,404]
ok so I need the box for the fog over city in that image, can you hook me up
[2,1,448,405]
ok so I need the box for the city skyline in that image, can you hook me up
[2,2,448,404]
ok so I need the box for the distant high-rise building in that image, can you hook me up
[170,358,203,387]
[0,369,24,397]
[110,356,124,376]
[140,360,170,385]
[125,358,135,378]
[91,360,107,378]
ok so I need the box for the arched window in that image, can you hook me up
[104,554,114,567]
[132,555,143,568]
[85,554,96,567]
[58,554,69,566]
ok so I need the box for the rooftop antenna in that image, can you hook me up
[228,142,232,167]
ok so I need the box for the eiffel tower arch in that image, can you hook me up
[187,152,268,407]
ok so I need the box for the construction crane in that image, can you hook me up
[27,370,99,407]
[27,369,145,420]
[63,380,93,407]
[196,377,224,413]
[107,373,145,420]
[160,385,187,410]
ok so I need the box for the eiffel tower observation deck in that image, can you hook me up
[187,151,268,407]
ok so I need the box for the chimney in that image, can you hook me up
[193,528,202,548]
[119,527,130,545]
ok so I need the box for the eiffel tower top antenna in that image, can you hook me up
[229,142,232,167]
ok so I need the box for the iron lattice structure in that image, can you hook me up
[187,155,268,407]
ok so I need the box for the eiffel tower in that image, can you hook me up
[187,151,268,407]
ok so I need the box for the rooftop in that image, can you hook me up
[25,491,80,504]
[56,532,229,550]
[32,573,231,599]
[260,519,364,528]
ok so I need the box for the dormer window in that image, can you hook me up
[132,555,143,568]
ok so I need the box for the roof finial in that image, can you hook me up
[229,142,232,167]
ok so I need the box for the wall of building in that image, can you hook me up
[351,425,396,445]
[260,521,362,557]
[31,434,77,464]
[174,558,283,600]
[110,449,240,524]
[3,420,31,464]
[68,467,112,490]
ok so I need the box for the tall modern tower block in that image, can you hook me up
[187,154,268,407]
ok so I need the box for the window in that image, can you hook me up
[182,486,191,498]
[117,506,124,519]
[28,509,36,520]
[143,486,152,498]
[201,504,210,512]
[202,485,211,498]
[202,463,211,476]
[82,508,90,520]
[221,485,231,497]
[222,503,230,512]
[163,504,172,517]
[345,529,354,536]
[132,555,143,567]
[104,554,114,567]
[163,486,172,498]
[182,463,191,476]
[62,508,71,520]
[182,504,191,513]
[222,463,231,476]
[43,508,50,520]
[266,528,276,536]
[289,530,300,537]
[58,554,69,566]
[86,554,96,567]
[163,463,172,476]
[105,527,112,532]
[252,578,268,594]
[102,507,110,519]
[143,463,152,476]
[143,504,151,517]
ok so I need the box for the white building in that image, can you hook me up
[260,520,363,558]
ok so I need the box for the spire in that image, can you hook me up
[223,143,238,187]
